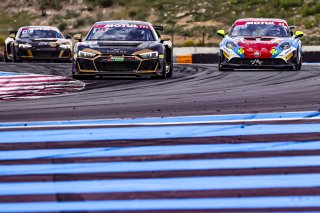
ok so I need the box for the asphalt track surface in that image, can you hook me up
[1,63,320,212]
[0,62,320,122]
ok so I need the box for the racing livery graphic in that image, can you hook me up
[4,26,72,62]
[217,18,304,70]
[72,20,173,79]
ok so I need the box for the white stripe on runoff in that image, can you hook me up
[0,72,85,100]
[0,196,320,212]
[0,110,319,129]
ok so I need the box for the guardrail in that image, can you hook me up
[0,47,318,63]
[174,46,320,64]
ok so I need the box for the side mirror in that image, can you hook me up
[160,35,171,42]
[289,26,295,30]
[9,33,16,39]
[295,31,304,38]
[217,30,225,38]
[66,35,72,39]
[73,34,82,42]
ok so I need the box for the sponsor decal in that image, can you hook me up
[108,56,125,62]
[246,21,275,25]
[223,51,231,60]
[38,42,51,46]
[285,52,294,61]
[251,59,263,65]
[92,24,150,33]
[105,49,127,54]
[22,28,54,34]
[238,48,245,54]
[270,48,278,55]
[254,50,261,58]
[235,21,287,27]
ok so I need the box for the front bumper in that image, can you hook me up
[221,58,295,69]
[16,47,72,61]
[74,55,163,76]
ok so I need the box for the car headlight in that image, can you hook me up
[139,51,159,59]
[226,41,237,50]
[18,43,32,49]
[280,42,291,50]
[59,44,71,50]
[78,50,96,58]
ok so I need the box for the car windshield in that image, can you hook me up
[230,24,290,37]
[19,28,64,39]
[87,24,155,41]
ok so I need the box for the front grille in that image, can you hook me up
[229,58,287,65]
[32,51,60,59]
[94,61,140,72]
[18,50,29,57]
[78,59,96,70]
[139,60,158,71]
[62,50,71,57]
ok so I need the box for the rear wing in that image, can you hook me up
[154,25,164,32]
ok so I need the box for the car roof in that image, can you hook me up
[233,18,288,26]
[94,20,152,26]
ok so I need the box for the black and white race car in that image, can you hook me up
[72,20,173,79]
[4,26,72,62]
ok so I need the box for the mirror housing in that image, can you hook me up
[9,30,17,39]
[295,31,304,38]
[66,35,72,39]
[9,33,16,39]
[217,30,225,38]
[289,25,295,30]
[73,34,82,42]
[160,35,171,42]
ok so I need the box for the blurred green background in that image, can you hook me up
[1,0,319,49]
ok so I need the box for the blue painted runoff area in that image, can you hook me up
[0,71,22,76]
[0,196,320,212]
[1,155,320,176]
[2,123,320,143]
[0,140,319,161]
[1,173,320,195]
[1,110,320,128]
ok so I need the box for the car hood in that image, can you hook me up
[229,36,290,58]
[78,41,160,55]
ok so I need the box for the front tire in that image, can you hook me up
[166,61,173,78]
[218,56,233,71]
[72,60,95,80]
[294,53,302,71]
[3,47,10,62]
[12,47,22,63]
